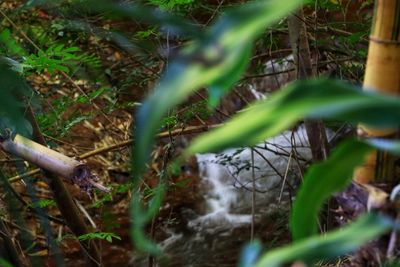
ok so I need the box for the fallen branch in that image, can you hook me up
[0,132,109,193]
[6,124,216,184]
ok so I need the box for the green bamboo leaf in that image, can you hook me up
[291,137,400,242]
[184,78,400,156]
[208,42,252,107]
[290,139,372,241]
[80,0,200,37]
[130,182,167,255]
[0,258,14,267]
[255,213,394,267]
[0,57,33,137]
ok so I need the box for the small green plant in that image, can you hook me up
[90,183,133,208]
[27,199,56,209]
[37,87,109,138]
[134,26,158,39]
[37,96,93,138]
[78,232,121,243]
[24,44,100,74]
[147,0,194,11]
[0,29,26,56]
[58,232,121,243]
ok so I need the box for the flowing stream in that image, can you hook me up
[132,56,321,266]
[133,126,316,266]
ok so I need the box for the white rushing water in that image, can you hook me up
[187,126,312,233]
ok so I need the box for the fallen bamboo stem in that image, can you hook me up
[6,124,216,184]
[0,133,109,193]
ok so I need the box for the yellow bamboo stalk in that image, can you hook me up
[0,134,109,193]
[354,0,400,184]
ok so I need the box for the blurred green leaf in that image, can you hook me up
[290,139,372,240]
[0,57,33,137]
[130,182,167,255]
[291,136,400,241]
[60,19,145,54]
[0,258,14,267]
[238,241,262,267]
[185,79,400,156]
[0,29,26,56]
[255,213,394,267]
[80,0,200,37]
[207,41,252,107]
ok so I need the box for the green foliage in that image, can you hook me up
[77,232,121,243]
[160,100,212,129]
[184,79,400,156]
[0,258,14,267]
[147,0,194,11]
[27,199,56,209]
[60,114,92,137]
[37,87,110,138]
[305,0,342,10]
[182,100,211,121]
[254,213,393,267]
[76,87,111,104]
[80,0,200,37]
[24,44,100,74]
[0,58,33,137]
[0,29,26,56]
[161,115,178,128]
[58,232,121,243]
[134,26,158,39]
[0,26,101,76]
[89,182,133,209]
[290,139,372,240]
[37,96,92,138]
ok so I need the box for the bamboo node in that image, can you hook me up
[369,36,400,46]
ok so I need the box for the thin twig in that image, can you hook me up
[278,151,292,203]
[250,148,255,241]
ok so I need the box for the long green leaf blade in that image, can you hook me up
[185,79,400,156]
[290,139,372,240]
[255,213,394,267]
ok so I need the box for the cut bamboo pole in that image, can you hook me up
[0,133,109,193]
[353,0,400,184]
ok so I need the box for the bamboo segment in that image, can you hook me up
[0,134,109,193]
[353,0,400,184]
